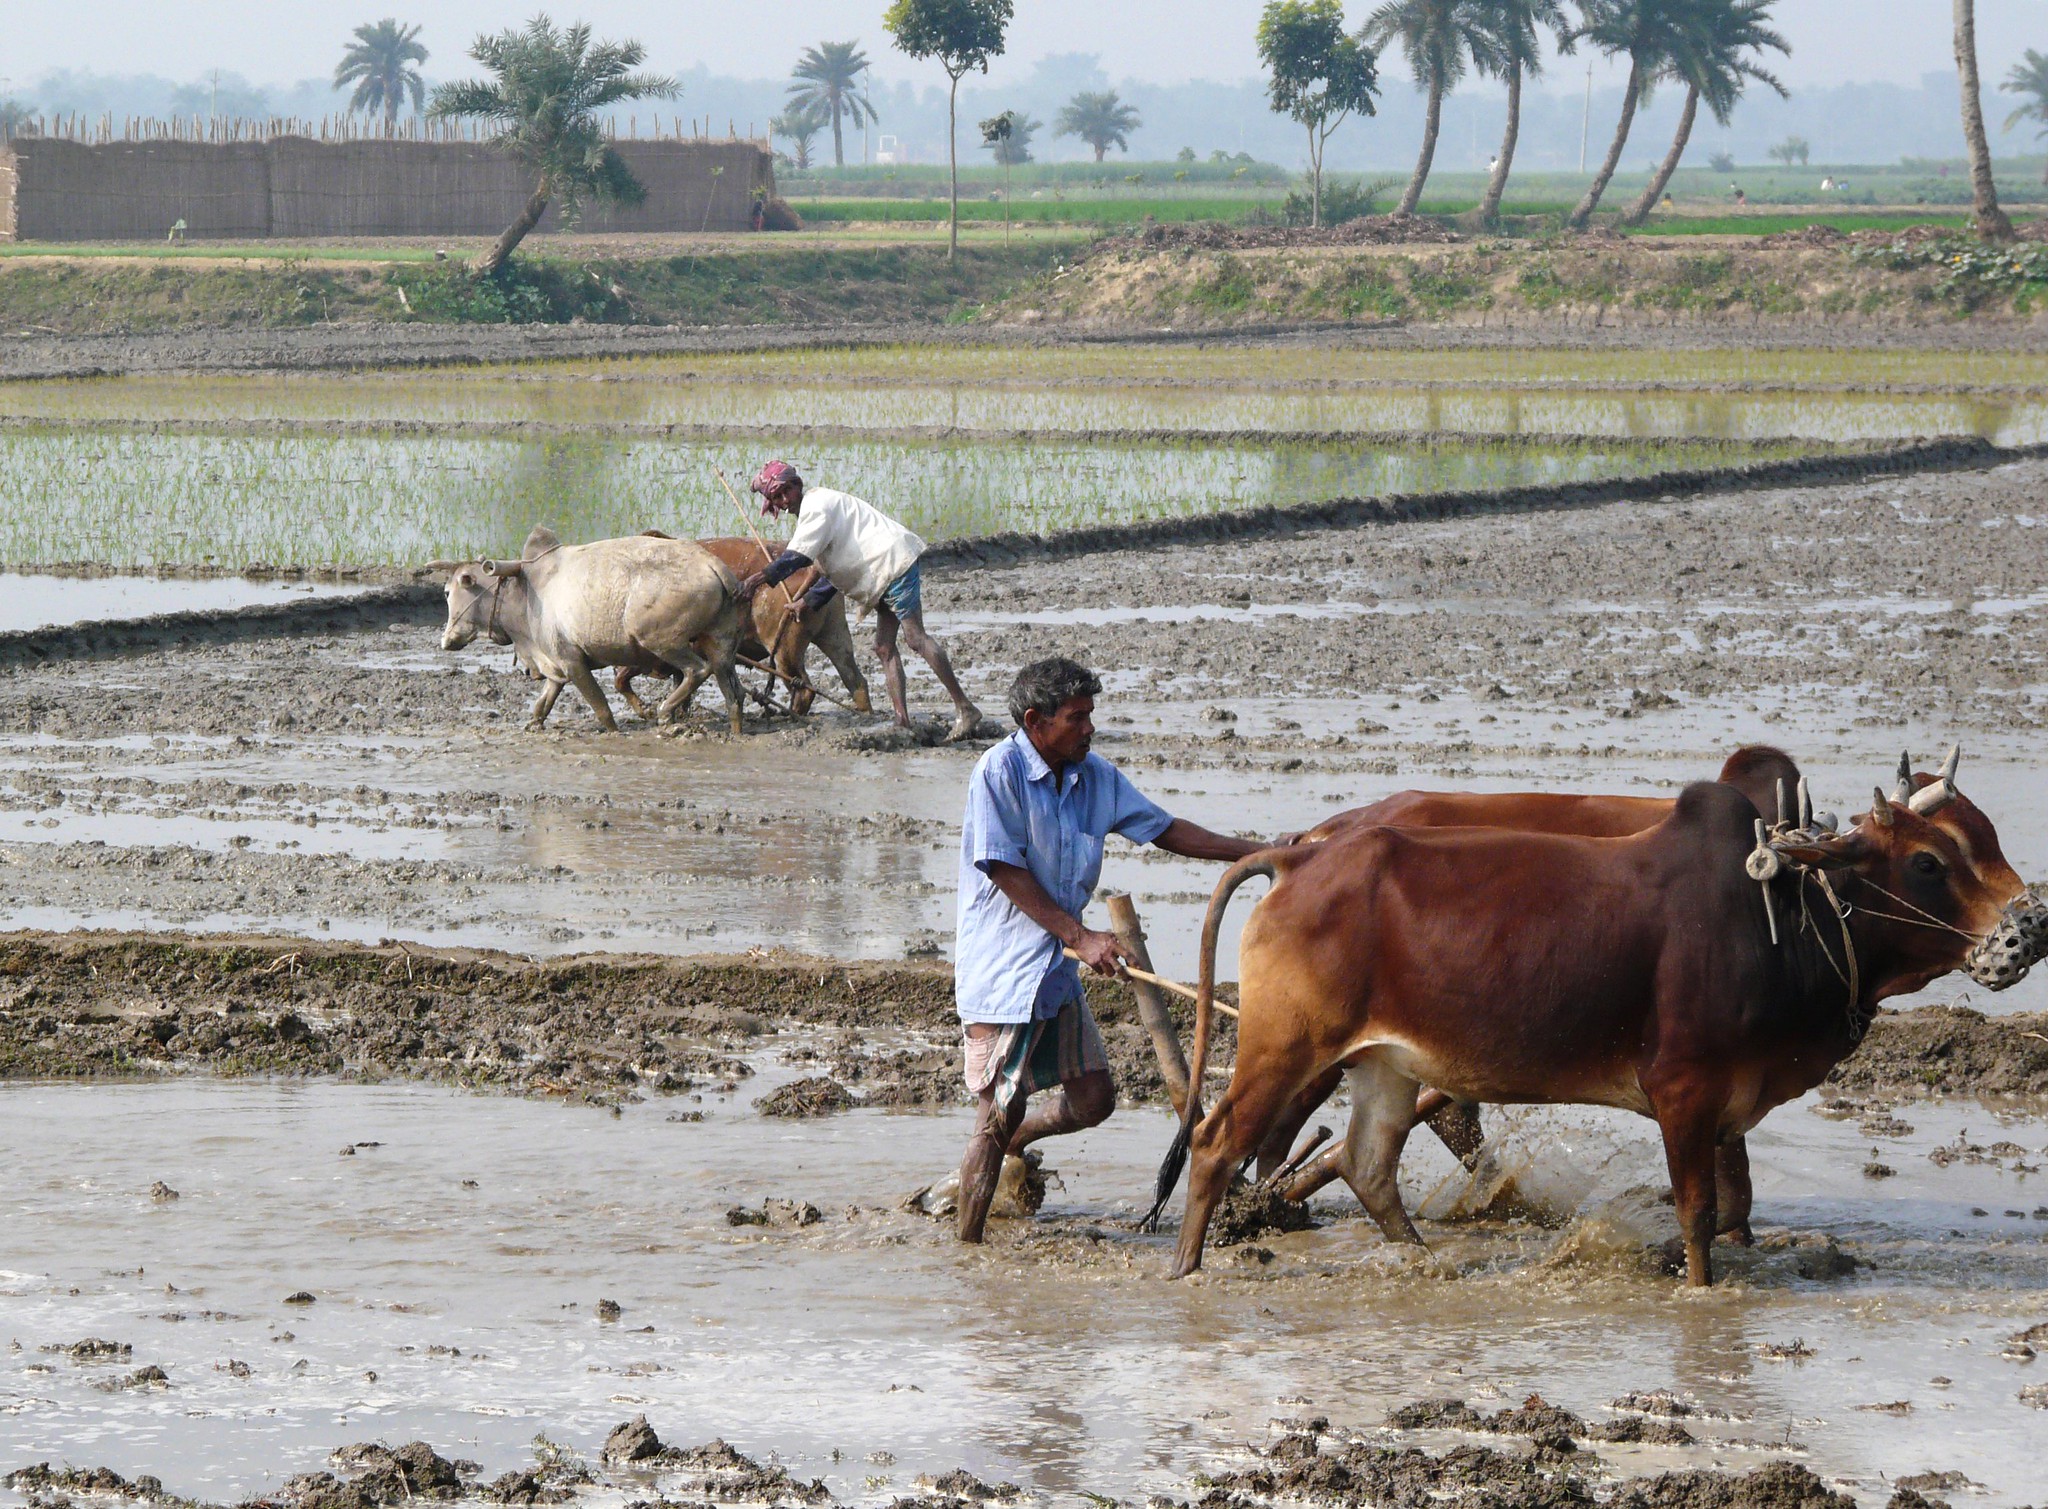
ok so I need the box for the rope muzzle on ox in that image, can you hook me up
[1742,746,2048,1019]
[425,556,530,646]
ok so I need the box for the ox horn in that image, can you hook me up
[1907,743,1961,815]
[1870,787,1894,829]
[483,559,526,578]
[1892,751,1913,805]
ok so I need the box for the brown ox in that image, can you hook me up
[616,536,872,718]
[1153,755,2039,1286]
[1262,745,1804,1241]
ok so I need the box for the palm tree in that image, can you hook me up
[1470,0,1570,224]
[334,18,429,132]
[1055,90,1142,162]
[1623,0,1787,226]
[1366,0,1494,216]
[1566,0,1694,229]
[2001,48,2048,185]
[1955,0,2012,241]
[786,41,878,169]
[428,15,678,275]
[772,101,829,170]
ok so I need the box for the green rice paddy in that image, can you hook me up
[0,342,2017,571]
[0,428,1831,571]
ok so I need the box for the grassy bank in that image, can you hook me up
[0,242,1065,334]
[996,231,2048,328]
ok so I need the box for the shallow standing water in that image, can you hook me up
[0,1077,2042,1507]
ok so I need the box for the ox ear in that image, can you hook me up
[640,528,675,540]
[1770,825,1876,871]
[421,559,468,574]
[522,525,560,559]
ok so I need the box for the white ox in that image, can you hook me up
[433,527,746,734]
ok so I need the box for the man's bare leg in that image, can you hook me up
[958,1086,1029,1243]
[897,609,980,739]
[873,607,912,728]
[1007,1069,1115,1153]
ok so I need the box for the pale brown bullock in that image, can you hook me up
[616,536,872,718]
[1152,754,2039,1286]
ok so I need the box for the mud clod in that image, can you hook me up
[758,1077,859,1117]
[1211,1182,1316,1247]
[1612,1463,1854,1509]
[602,1415,663,1463]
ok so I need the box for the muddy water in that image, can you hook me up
[1,1075,2042,1507]
[0,573,362,632]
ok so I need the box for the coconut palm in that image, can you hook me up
[786,40,878,169]
[1955,0,2012,240]
[1365,0,1495,216]
[2002,47,2048,185]
[1469,0,1571,224]
[1054,89,1142,162]
[333,18,429,132]
[1565,0,1695,229]
[428,14,678,274]
[772,101,829,170]
[1623,0,1787,226]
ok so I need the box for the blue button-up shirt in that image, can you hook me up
[955,729,1174,1024]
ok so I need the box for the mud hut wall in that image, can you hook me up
[4,138,273,240]
[1,138,773,241]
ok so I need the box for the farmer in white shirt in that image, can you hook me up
[740,460,982,742]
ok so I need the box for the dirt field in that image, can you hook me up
[2,320,2046,1506]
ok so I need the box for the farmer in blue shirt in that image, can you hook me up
[953,656,1274,1243]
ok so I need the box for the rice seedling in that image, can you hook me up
[0,426,1832,571]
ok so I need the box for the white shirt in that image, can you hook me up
[784,487,926,611]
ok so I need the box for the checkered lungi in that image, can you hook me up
[962,997,1109,1114]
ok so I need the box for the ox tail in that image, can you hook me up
[1140,851,1280,1233]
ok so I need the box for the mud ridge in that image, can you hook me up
[0,585,440,673]
[0,930,2036,1108]
[921,436,2017,570]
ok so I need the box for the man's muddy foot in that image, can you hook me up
[945,704,984,743]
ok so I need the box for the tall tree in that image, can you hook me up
[0,99,37,138]
[1054,89,1142,161]
[2000,47,2048,185]
[1623,0,1787,226]
[1366,0,1494,216]
[1257,0,1381,229]
[1470,0,1570,225]
[334,18,430,132]
[428,15,677,275]
[883,0,1014,260]
[1956,0,2013,239]
[772,101,829,170]
[1566,0,1693,229]
[786,40,877,169]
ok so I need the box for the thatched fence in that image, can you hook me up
[0,125,775,241]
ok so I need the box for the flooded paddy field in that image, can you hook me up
[0,332,2043,1507]
[0,339,2044,570]
[0,1072,2044,1507]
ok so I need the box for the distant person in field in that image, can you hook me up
[741,460,983,741]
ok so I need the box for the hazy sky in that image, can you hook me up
[4,1,2045,93]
